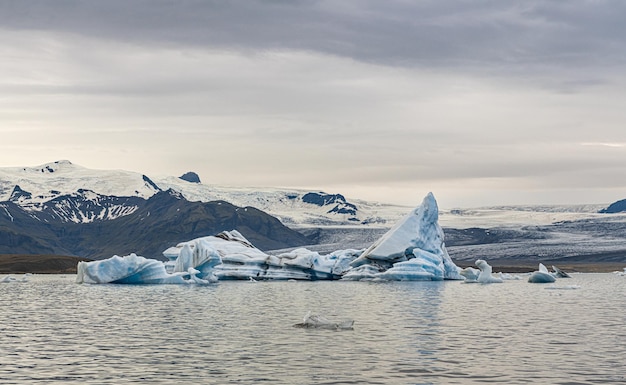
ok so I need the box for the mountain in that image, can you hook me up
[0,189,310,259]
[599,198,626,213]
[179,171,201,183]
[0,160,404,259]
[0,160,408,226]
[3,160,626,265]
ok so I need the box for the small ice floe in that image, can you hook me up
[497,272,521,280]
[293,311,354,330]
[614,268,626,276]
[460,267,480,283]
[1,273,32,283]
[551,265,571,278]
[475,259,503,283]
[1,275,16,283]
[545,284,581,290]
[528,263,556,283]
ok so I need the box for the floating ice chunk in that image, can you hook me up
[475,259,503,283]
[497,272,521,280]
[551,265,571,278]
[1,275,16,283]
[460,267,480,282]
[545,284,581,290]
[76,254,190,284]
[1,274,32,283]
[528,263,556,283]
[293,311,354,330]
[76,253,221,285]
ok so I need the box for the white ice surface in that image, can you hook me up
[344,193,461,281]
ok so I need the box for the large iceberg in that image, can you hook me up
[343,193,462,281]
[165,230,360,281]
[76,236,222,284]
[76,254,189,284]
[77,193,462,283]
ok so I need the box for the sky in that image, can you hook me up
[1,0,626,208]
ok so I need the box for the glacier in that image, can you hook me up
[76,193,464,284]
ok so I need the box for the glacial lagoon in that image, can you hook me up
[1,273,624,384]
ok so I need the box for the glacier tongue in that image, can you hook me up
[76,193,462,283]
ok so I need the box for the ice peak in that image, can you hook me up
[418,192,438,223]
[345,192,462,280]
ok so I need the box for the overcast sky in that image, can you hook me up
[2,0,626,207]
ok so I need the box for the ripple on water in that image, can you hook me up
[0,274,624,384]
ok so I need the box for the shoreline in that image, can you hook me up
[0,254,92,274]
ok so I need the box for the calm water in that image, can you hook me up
[0,273,624,384]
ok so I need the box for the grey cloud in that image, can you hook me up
[2,0,626,206]
[2,0,626,74]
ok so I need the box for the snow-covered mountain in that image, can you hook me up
[0,160,410,226]
[2,160,626,264]
[4,160,615,228]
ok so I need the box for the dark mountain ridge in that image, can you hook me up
[599,198,626,213]
[0,190,310,260]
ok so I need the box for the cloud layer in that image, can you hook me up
[1,1,626,207]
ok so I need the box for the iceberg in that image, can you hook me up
[76,254,188,284]
[343,193,462,281]
[293,311,354,330]
[528,263,557,283]
[551,265,571,278]
[76,193,463,283]
[474,259,504,283]
[76,236,222,284]
[170,231,361,281]
[1,274,32,283]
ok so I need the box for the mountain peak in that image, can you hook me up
[179,171,201,183]
[27,160,76,174]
